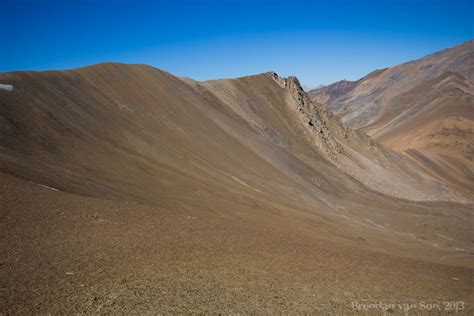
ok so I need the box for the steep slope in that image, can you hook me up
[201,72,464,202]
[309,40,473,127]
[370,72,474,187]
[1,63,473,312]
[309,40,474,190]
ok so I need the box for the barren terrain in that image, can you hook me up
[0,62,473,313]
[310,40,474,192]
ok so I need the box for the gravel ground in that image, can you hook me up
[1,172,473,314]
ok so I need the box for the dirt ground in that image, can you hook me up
[1,172,473,314]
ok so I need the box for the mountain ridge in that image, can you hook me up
[1,61,473,313]
[309,40,474,190]
[0,62,468,202]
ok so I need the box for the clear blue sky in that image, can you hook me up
[2,0,473,87]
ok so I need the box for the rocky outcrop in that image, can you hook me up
[268,71,464,202]
[269,72,344,160]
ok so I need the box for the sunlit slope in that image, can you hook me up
[0,63,472,267]
[0,63,354,215]
[309,41,474,191]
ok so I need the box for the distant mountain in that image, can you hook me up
[309,68,387,109]
[302,84,325,91]
[309,40,474,188]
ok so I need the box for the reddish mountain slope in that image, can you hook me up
[309,40,474,190]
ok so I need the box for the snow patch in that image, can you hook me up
[0,84,13,91]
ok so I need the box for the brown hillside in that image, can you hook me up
[1,63,473,313]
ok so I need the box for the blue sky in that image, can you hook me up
[2,0,473,87]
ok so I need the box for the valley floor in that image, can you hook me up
[1,172,473,314]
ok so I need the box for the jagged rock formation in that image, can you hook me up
[269,72,344,160]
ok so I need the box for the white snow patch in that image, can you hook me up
[0,84,13,91]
